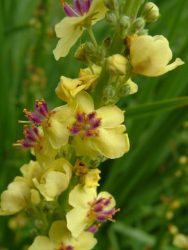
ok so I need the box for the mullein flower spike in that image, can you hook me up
[0,1,185,250]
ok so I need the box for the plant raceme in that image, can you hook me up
[0,1,184,249]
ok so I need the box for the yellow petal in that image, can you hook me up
[157,58,184,75]
[69,184,96,208]
[66,207,88,238]
[0,180,30,215]
[93,128,130,159]
[20,161,42,187]
[130,35,184,76]
[74,91,94,113]
[49,220,70,244]
[97,191,116,209]
[45,105,73,149]
[53,17,83,59]
[73,136,98,159]
[96,105,124,128]
[28,236,55,250]
[87,0,107,23]
[56,76,85,103]
[73,232,97,250]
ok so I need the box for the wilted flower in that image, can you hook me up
[28,220,97,250]
[56,65,101,103]
[53,0,107,59]
[129,35,184,77]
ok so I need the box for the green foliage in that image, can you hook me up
[0,0,188,249]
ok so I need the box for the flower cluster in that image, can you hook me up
[0,0,184,249]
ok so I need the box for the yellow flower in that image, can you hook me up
[69,91,130,159]
[173,234,188,249]
[0,178,30,215]
[28,220,97,250]
[53,0,107,59]
[33,159,72,201]
[24,100,74,149]
[56,65,101,103]
[20,160,43,187]
[66,184,117,238]
[107,54,129,75]
[129,35,184,77]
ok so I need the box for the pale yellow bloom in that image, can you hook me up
[173,234,188,249]
[56,65,101,103]
[107,54,129,75]
[129,35,184,77]
[28,220,97,250]
[53,0,107,59]
[33,158,72,201]
[66,184,116,238]
[70,91,130,159]
[0,178,30,215]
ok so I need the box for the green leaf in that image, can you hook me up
[126,97,188,118]
[112,222,156,246]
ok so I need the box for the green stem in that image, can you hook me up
[124,0,145,18]
[87,27,98,48]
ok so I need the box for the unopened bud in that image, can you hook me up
[107,54,129,75]
[102,85,118,105]
[132,17,145,30]
[143,2,160,23]
[104,0,119,10]
[105,11,117,24]
[119,16,130,29]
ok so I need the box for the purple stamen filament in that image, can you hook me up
[59,242,74,250]
[24,100,49,125]
[69,111,101,137]
[19,125,40,149]
[62,0,92,17]
[89,197,117,223]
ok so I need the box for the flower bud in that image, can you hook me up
[107,54,129,75]
[119,16,130,29]
[105,11,117,24]
[143,2,160,23]
[132,17,145,31]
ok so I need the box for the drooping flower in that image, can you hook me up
[66,184,118,238]
[28,220,97,250]
[56,65,101,103]
[24,100,74,149]
[53,0,107,59]
[33,158,72,201]
[69,91,130,159]
[129,35,184,77]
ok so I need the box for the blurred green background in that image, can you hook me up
[0,0,188,249]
